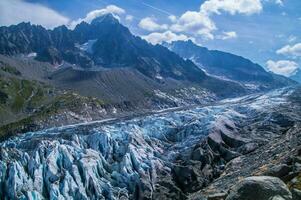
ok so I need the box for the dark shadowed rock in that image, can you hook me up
[292,189,301,200]
[264,164,292,180]
[226,176,292,200]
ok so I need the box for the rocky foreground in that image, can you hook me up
[0,87,300,199]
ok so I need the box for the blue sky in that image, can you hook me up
[0,0,301,77]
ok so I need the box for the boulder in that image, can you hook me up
[226,176,292,200]
[264,164,291,178]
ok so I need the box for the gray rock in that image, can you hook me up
[264,164,291,178]
[226,176,292,200]
[208,192,227,200]
[270,195,286,200]
[291,189,301,200]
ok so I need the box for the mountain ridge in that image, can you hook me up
[0,14,295,91]
[0,14,296,139]
[164,40,296,91]
[0,14,205,81]
[0,14,250,98]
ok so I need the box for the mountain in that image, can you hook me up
[0,14,244,137]
[1,13,301,200]
[0,15,205,81]
[291,69,301,83]
[0,14,295,138]
[0,14,247,97]
[164,40,296,91]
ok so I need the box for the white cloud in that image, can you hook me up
[217,31,237,40]
[168,15,177,22]
[142,31,193,45]
[276,43,301,57]
[0,0,69,29]
[138,17,168,31]
[137,0,268,42]
[266,60,299,77]
[264,0,284,6]
[275,0,284,6]
[288,35,297,43]
[170,11,216,40]
[69,5,125,28]
[125,15,134,22]
[200,0,262,15]
[166,0,262,40]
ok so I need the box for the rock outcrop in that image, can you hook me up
[226,176,292,200]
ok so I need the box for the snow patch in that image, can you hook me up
[27,52,37,58]
[75,39,97,54]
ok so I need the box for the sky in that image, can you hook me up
[0,0,300,77]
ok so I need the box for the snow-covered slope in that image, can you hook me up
[0,87,298,199]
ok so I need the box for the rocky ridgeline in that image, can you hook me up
[0,87,300,200]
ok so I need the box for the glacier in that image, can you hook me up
[0,87,295,200]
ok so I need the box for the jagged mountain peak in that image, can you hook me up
[167,39,208,51]
[53,25,69,32]
[91,13,120,25]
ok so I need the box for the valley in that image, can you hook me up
[0,6,300,199]
[0,86,300,199]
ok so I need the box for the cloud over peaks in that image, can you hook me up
[0,0,69,29]
[166,0,263,40]
[69,5,125,29]
[142,31,192,45]
[170,11,216,40]
[139,17,168,32]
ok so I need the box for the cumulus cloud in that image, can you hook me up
[137,0,267,42]
[217,31,237,40]
[138,17,168,31]
[69,5,125,28]
[276,43,301,58]
[166,0,262,40]
[200,0,263,15]
[170,11,216,40]
[0,0,69,29]
[142,31,193,45]
[168,15,177,23]
[266,60,299,77]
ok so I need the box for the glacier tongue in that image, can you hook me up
[0,88,294,199]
